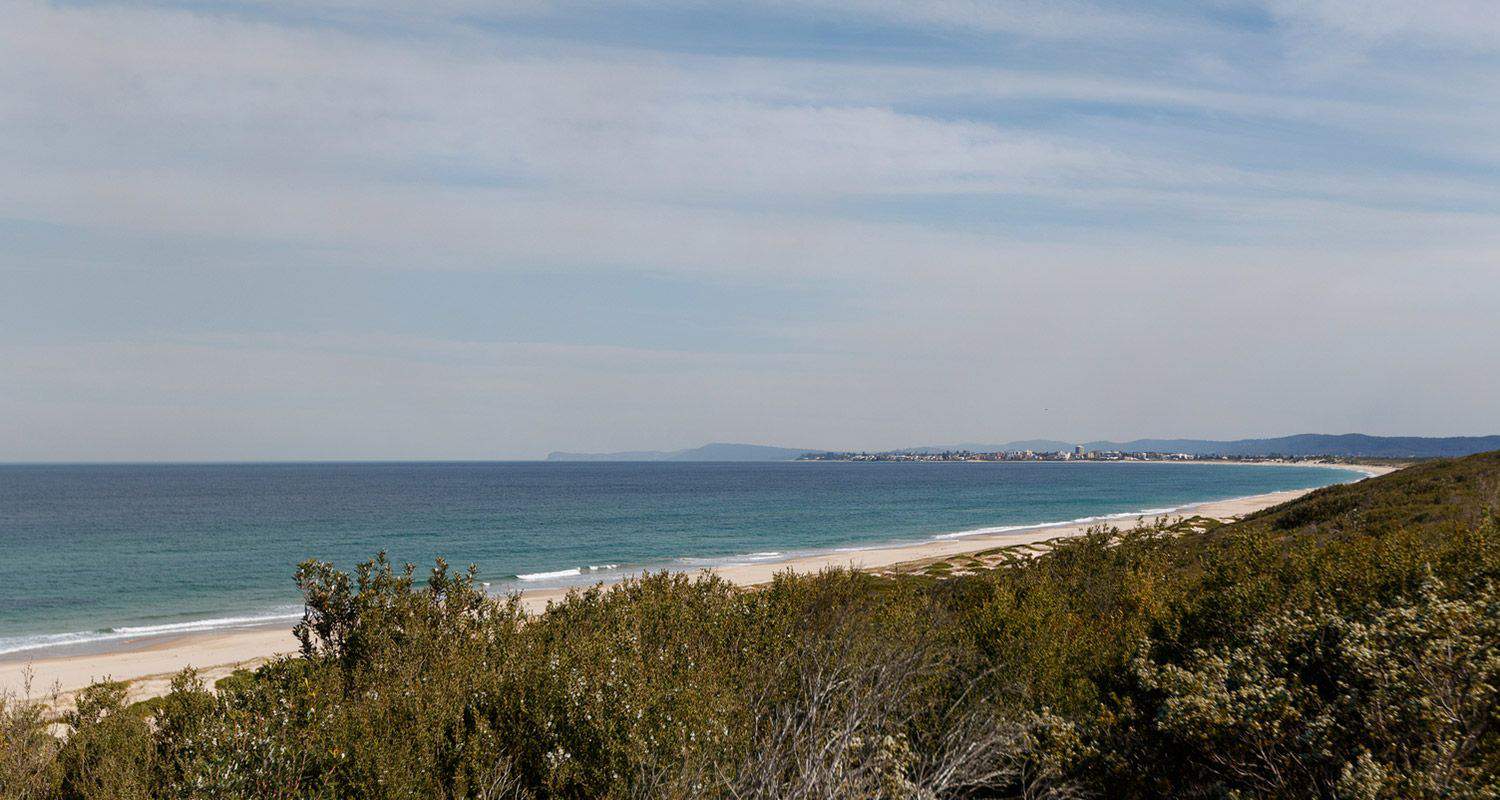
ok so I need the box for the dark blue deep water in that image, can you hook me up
[0,461,1362,654]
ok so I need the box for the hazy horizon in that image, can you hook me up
[6,432,1499,465]
[4,0,1498,461]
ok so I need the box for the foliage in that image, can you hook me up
[54,681,154,800]
[1126,574,1497,798]
[0,672,58,800]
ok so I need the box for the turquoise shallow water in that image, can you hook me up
[0,461,1362,655]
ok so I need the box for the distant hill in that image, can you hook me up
[895,434,1499,458]
[962,440,1078,453]
[890,441,1076,455]
[1076,434,1500,458]
[546,443,815,462]
[549,434,1500,462]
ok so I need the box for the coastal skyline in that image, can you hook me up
[5,0,1499,461]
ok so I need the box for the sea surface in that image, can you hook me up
[0,461,1363,656]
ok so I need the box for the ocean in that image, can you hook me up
[0,461,1363,656]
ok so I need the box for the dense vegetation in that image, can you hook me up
[3,453,1497,798]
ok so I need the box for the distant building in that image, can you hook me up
[1074,444,1085,457]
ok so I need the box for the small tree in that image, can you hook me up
[56,680,153,800]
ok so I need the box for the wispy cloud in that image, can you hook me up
[2,0,1497,458]
[1263,0,1500,54]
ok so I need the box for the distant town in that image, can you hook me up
[797,448,1357,463]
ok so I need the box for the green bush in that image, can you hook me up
[55,681,153,800]
[1126,575,1496,798]
[0,673,59,799]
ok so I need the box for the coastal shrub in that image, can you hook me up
[1120,575,1498,799]
[54,681,153,800]
[951,523,1189,714]
[0,675,58,800]
[721,620,1083,800]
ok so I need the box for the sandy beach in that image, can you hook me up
[1,462,1397,709]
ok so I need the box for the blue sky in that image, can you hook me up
[2,0,1498,459]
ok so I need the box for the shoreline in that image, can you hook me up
[680,463,1393,588]
[1,462,1397,709]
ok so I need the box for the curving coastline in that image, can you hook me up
[0,462,1397,709]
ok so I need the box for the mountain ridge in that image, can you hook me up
[549,434,1500,461]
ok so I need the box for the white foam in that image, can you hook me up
[676,550,790,568]
[515,568,582,581]
[514,564,620,582]
[0,609,303,657]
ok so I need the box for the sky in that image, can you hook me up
[2,0,1498,460]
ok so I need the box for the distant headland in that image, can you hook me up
[547,433,1500,462]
